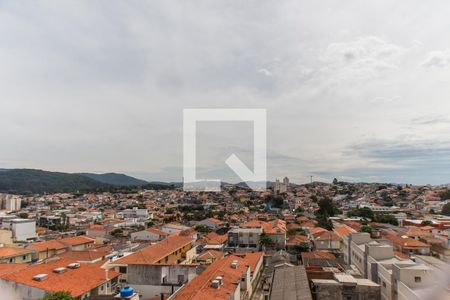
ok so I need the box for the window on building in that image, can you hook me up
[415,276,421,283]
[22,255,27,260]
[119,266,127,273]
[383,282,386,288]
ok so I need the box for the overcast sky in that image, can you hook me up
[1,1,450,185]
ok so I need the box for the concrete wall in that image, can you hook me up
[377,264,393,300]
[0,252,33,263]
[128,265,197,286]
[130,230,160,242]
[2,220,37,241]
[0,230,13,245]
[0,280,46,300]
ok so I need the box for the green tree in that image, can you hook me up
[316,214,333,230]
[421,220,433,226]
[317,197,337,217]
[260,233,273,246]
[110,228,123,237]
[439,190,450,201]
[43,291,76,300]
[293,242,310,253]
[374,214,398,226]
[360,225,372,234]
[195,225,212,233]
[18,212,29,219]
[287,228,307,236]
[347,207,374,220]
[294,206,304,214]
[442,202,450,216]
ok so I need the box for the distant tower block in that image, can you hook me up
[274,177,289,194]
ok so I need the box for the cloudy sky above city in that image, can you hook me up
[1,1,450,184]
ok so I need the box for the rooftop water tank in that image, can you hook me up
[120,286,134,298]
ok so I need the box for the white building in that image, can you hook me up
[0,194,21,212]
[160,223,191,235]
[116,207,150,220]
[274,177,289,194]
[1,219,36,241]
[343,232,450,300]
[130,227,168,242]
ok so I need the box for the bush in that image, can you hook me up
[360,225,372,234]
[43,291,76,300]
[442,202,450,216]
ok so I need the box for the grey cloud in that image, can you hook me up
[421,49,450,68]
[411,115,450,125]
[1,1,450,184]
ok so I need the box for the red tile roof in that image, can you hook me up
[0,258,119,297]
[383,233,430,249]
[205,218,225,225]
[173,253,263,300]
[310,227,328,236]
[240,219,286,234]
[314,231,340,241]
[30,240,67,252]
[146,227,169,236]
[333,225,356,238]
[286,234,309,245]
[0,263,28,276]
[60,236,95,246]
[301,251,336,260]
[113,235,192,265]
[203,232,227,245]
[59,245,112,262]
[0,247,34,258]
[197,250,225,260]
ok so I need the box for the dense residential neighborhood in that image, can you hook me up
[0,179,449,299]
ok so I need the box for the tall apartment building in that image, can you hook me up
[227,219,286,252]
[274,177,289,194]
[0,194,21,211]
[343,232,449,300]
[1,218,37,241]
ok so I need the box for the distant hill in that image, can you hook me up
[79,172,149,186]
[0,169,110,194]
[0,169,172,194]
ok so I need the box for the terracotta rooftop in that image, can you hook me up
[334,225,356,238]
[313,231,340,241]
[146,227,169,236]
[0,247,34,258]
[172,253,263,300]
[59,245,113,262]
[286,234,309,245]
[113,235,192,265]
[0,263,28,276]
[0,258,120,297]
[309,227,328,236]
[240,219,286,234]
[301,251,336,260]
[60,236,95,246]
[383,233,430,249]
[203,232,228,245]
[398,228,433,237]
[197,250,225,260]
[205,218,225,225]
[30,240,67,252]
